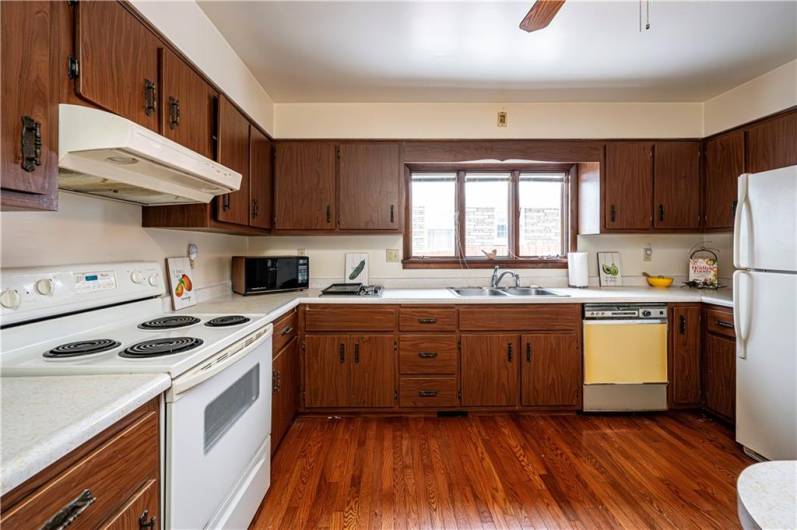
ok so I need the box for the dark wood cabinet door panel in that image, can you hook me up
[653,142,701,229]
[399,377,458,407]
[1,0,57,204]
[747,111,797,173]
[272,309,298,356]
[304,335,351,408]
[521,333,581,407]
[76,1,160,130]
[670,305,701,407]
[272,338,299,453]
[338,143,401,230]
[215,96,250,225]
[461,334,519,406]
[351,335,396,408]
[705,307,736,339]
[458,305,580,332]
[100,478,158,530]
[249,127,273,230]
[398,306,458,332]
[703,332,736,422]
[274,142,336,230]
[399,334,458,374]
[160,47,215,159]
[704,130,744,230]
[304,306,397,332]
[604,142,653,230]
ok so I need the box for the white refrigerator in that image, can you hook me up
[733,164,797,461]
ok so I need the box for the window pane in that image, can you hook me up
[465,172,510,257]
[411,173,456,256]
[518,173,565,257]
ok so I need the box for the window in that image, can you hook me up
[406,167,571,268]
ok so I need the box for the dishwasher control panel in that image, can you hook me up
[584,304,667,320]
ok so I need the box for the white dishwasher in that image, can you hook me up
[583,304,668,411]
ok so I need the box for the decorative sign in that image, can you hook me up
[597,251,623,287]
[688,249,719,289]
[344,253,369,284]
[167,257,196,310]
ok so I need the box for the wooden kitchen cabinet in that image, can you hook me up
[338,143,401,230]
[1,0,58,211]
[703,130,744,230]
[461,334,519,406]
[351,335,396,408]
[215,96,251,226]
[272,338,299,454]
[604,142,653,230]
[160,47,216,159]
[249,127,273,230]
[100,479,158,530]
[669,304,701,408]
[520,333,581,408]
[746,110,797,173]
[702,305,736,422]
[653,142,701,230]
[275,142,336,230]
[74,0,160,131]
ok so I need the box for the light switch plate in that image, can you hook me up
[386,249,400,263]
[642,245,653,262]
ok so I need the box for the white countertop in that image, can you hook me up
[737,461,797,529]
[1,373,170,496]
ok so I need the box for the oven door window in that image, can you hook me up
[204,364,260,453]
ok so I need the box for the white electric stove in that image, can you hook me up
[0,261,273,530]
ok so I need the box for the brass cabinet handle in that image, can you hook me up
[168,96,181,129]
[139,510,157,530]
[20,115,42,172]
[280,325,294,335]
[418,390,438,397]
[144,79,157,116]
[417,318,437,324]
[716,320,734,329]
[41,489,95,530]
[418,351,438,359]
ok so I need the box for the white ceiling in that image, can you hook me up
[197,1,797,103]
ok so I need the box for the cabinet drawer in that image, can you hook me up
[1,409,159,529]
[705,308,735,339]
[400,377,458,408]
[399,307,457,331]
[272,309,298,356]
[458,304,580,331]
[399,335,458,374]
[304,305,397,331]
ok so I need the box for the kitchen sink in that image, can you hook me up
[499,287,567,297]
[449,287,508,297]
[448,287,568,297]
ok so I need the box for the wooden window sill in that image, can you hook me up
[402,258,568,269]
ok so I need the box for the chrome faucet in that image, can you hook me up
[491,266,520,288]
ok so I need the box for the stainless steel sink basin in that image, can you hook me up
[449,287,508,297]
[499,287,567,297]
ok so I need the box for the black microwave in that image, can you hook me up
[232,256,309,295]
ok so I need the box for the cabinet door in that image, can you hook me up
[1,1,57,205]
[604,142,653,230]
[461,334,519,406]
[704,130,744,230]
[703,333,735,421]
[100,478,158,530]
[215,96,250,225]
[338,143,400,230]
[653,142,700,229]
[249,127,273,230]
[274,142,336,230]
[160,47,214,159]
[272,338,298,453]
[670,305,701,407]
[76,1,160,131]
[352,335,396,408]
[520,333,581,407]
[747,111,797,173]
[304,335,350,408]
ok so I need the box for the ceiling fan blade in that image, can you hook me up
[519,0,565,32]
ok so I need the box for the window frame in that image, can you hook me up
[403,163,576,269]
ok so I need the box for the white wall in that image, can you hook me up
[131,0,275,135]
[704,59,797,136]
[0,193,246,290]
[274,102,703,139]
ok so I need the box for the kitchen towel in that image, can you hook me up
[568,252,589,288]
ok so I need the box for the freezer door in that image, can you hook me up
[734,166,797,272]
[734,270,797,460]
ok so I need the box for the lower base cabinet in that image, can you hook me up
[703,332,736,422]
[669,304,702,407]
[461,334,519,406]
[521,333,581,407]
[272,338,299,454]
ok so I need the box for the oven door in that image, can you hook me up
[165,325,272,530]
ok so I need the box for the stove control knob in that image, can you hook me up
[147,273,160,287]
[131,271,145,284]
[35,278,55,296]
[0,289,21,309]
[642,310,651,317]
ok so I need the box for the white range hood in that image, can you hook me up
[58,104,241,205]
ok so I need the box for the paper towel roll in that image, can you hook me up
[568,252,589,288]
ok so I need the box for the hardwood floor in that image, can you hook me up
[252,413,752,529]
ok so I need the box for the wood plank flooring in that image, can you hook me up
[252,413,752,529]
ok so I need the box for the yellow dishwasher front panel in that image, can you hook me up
[584,321,668,384]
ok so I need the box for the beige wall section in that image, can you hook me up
[131,0,275,135]
[704,59,797,136]
[274,102,703,139]
[0,193,247,290]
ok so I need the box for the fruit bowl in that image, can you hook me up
[646,276,673,288]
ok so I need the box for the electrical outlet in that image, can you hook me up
[643,245,653,262]
[386,249,400,263]
[497,111,508,127]
[297,249,306,256]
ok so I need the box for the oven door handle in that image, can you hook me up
[167,324,273,400]
[583,319,666,325]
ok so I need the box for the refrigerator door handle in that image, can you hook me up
[733,174,749,269]
[733,270,752,359]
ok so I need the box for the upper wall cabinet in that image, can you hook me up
[160,48,216,159]
[1,1,58,211]
[653,142,701,230]
[274,142,337,230]
[215,96,251,226]
[249,127,273,230]
[703,130,744,230]
[338,143,401,230]
[604,142,653,230]
[746,111,797,173]
[75,1,160,131]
